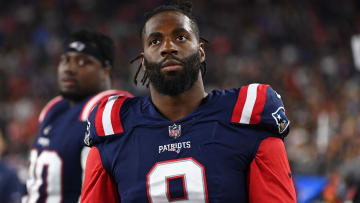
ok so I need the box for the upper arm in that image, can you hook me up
[84,95,129,147]
[247,137,296,203]
[80,146,90,186]
[81,147,120,203]
[231,84,290,137]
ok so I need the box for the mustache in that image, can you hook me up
[159,55,185,67]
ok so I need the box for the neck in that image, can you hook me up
[69,81,111,107]
[150,73,207,122]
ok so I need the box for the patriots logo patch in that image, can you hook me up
[271,107,290,134]
[69,41,85,52]
[84,120,91,146]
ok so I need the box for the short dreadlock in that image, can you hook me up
[132,0,207,87]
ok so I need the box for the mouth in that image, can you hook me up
[61,78,77,88]
[161,60,183,72]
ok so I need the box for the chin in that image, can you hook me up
[60,90,89,102]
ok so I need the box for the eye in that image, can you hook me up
[77,58,91,66]
[78,59,85,66]
[150,39,160,46]
[176,35,186,41]
[60,55,69,64]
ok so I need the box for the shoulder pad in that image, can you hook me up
[79,89,133,121]
[231,83,290,136]
[38,96,63,123]
[84,94,130,147]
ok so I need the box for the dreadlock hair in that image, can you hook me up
[132,0,208,86]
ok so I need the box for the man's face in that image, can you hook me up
[142,11,205,96]
[57,52,108,101]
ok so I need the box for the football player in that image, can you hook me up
[81,1,296,202]
[22,30,132,203]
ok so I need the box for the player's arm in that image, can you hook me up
[229,84,295,202]
[80,147,90,183]
[81,93,131,202]
[81,147,120,203]
[79,146,90,203]
[247,137,296,203]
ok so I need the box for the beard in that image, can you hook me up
[144,52,202,96]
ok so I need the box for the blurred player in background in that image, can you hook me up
[22,30,132,203]
[0,130,23,203]
[81,1,296,202]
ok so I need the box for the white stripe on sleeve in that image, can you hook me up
[240,83,259,124]
[102,95,120,136]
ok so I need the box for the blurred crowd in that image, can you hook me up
[1,0,360,202]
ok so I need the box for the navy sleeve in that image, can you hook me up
[231,84,290,137]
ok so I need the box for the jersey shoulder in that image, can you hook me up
[38,96,66,124]
[38,90,133,125]
[79,89,133,121]
[230,83,290,137]
[84,94,137,147]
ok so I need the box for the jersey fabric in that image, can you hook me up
[23,90,132,203]
[0,160,23,203]
[82,84,296,203]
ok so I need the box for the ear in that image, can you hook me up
[199,42,205,63]
[140,52,146,71]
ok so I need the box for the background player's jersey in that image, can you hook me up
[83,84,295,203]
[23,90,132,203]
[0,160,23,203]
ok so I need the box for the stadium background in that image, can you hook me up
[0,0,359,202]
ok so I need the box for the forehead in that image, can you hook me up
[63,51,87,57]
[144,11,194,38]
[63,51,97,61]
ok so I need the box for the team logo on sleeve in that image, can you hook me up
[272,107,290,134]
[84,120,91,146]
[274,90,282,99]
[168,124,181,139]
[43,125,52,136]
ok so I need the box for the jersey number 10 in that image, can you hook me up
[24,149,63,203]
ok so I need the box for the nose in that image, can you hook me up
[61,59,77,74]
[160,38,178,57]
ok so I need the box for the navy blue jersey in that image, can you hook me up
[82,84,296,203]
[0,160,23,203]
[23,90,132,203]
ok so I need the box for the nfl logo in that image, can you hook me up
[168,124,181,139]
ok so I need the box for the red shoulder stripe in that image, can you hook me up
[95,95,127,136]
[38,96,63,123]
[79,89,133,121]
[231,84,269,124]
[95,97,107,137]
[231,85,249,123]
[111,96,127,134]
[249,84,268,124]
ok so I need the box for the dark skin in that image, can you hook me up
[57,51,111,105]
[142,11,207,122]
[0,131,6,157]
